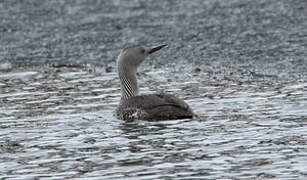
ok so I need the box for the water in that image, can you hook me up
[1,0,307,179]
[0,68,306,179]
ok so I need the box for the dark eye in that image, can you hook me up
[140,49,145,54]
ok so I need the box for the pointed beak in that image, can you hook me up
[148,44,168,54]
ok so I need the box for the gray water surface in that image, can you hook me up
[0,68,306,179]
[1,0,307,179]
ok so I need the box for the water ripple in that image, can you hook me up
[1,68,306,179]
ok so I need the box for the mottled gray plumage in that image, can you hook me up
[116,44,194,121]
[116,94,193,120]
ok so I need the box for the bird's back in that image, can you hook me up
[116,93,193,120]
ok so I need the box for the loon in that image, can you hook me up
[115,44,194,120]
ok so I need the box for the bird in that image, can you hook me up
[115,44,194,121]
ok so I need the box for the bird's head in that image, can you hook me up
[117,44,167,68]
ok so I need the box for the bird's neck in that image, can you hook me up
[118,62,139,101]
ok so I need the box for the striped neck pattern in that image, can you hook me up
[117,61,139,101]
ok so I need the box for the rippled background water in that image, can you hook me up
[1,0,307,179]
